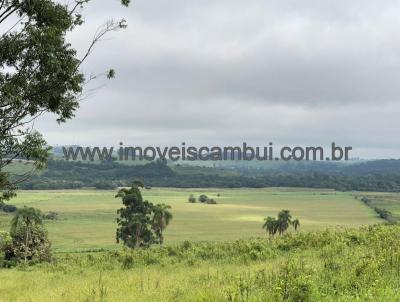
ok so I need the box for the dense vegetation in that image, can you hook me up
[1,223,400,301]
[14,159,400,192]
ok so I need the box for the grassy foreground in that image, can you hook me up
[0,188,381,251]
[1,224,400,302]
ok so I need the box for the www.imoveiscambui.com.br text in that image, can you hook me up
[61,142,353,162]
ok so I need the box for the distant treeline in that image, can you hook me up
[15,159,400,192]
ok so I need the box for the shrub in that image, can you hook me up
[206,198,217,204]
[121,254,135,269]
[198,194,208,203]
[188,194,196,203]
[2,204,17,213]
[182,240,192,250]
[361,197,371,205]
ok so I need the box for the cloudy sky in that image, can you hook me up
[36,0,400,158]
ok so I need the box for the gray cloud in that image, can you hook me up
[36,0,400,158]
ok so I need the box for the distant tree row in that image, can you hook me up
[188,194,218,204]
[360,196,397,223]
[16,159,400,192]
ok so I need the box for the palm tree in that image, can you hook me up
[263,216,278,237]
[152,204,173,245]
[292,219,300,232]
[131,213,145,249]
[11,207,43,263]
[277,210,292,235]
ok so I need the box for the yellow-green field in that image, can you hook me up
[0,188,382,251]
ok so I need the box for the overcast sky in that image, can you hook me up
[36,0,400,158]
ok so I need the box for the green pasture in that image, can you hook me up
[0,188,382,251]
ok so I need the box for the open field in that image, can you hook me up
[0,188,382,252]
[1,224,400,302]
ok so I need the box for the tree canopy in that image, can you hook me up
[10,206,51,263]
[0,0,129,202]
[116,181,173,248]
[263,210,300,236]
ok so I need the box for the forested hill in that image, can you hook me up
[13,159,400,191]
[342,159,400,175]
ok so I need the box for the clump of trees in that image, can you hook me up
[263,210,300,236]
[116,181,173,248]
[0,207,51,265]
[198,195,208,203]
[206,198,217,204]
[187,194,218,204]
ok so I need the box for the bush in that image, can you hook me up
[2,204,17,213]
[188,194,196,203]
[361,197,371,205]
[206,198,217,204]
[121,254,135,269]
[198,194,208,203]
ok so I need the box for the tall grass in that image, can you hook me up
[1,224,400,301]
